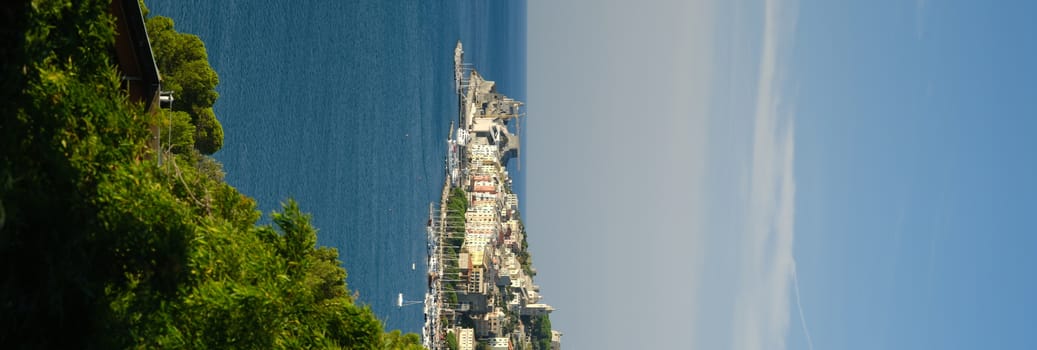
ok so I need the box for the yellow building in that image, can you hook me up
[453,327,475,350]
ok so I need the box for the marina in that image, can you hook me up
[414,40,556,350]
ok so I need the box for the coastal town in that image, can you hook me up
[419,42,561,350]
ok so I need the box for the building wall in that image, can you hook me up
[455,327,475,350]
[467,267,485,294]
[486,336,510,350]
[521,303,554,316]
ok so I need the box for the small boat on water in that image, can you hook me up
[398,292,421,308]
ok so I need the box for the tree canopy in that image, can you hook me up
[145,12,223,154]
[0,1,423,348]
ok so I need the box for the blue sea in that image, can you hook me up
[147,0,526,333]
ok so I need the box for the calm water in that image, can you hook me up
[147,0,526,333]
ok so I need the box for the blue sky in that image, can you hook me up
[527,0,1037,349]
[790,1,1037,349]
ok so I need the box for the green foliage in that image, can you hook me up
[138,0,150,17]
[137,201,384,349]
[447,289,459,306]
[445,187,467,249]
[0,1,180,347]
[145,14,222,154]
[516,220,535,276]
[446,331,459,350]
[272,199,319,277]
[519,315,553,350]
[164,110,195,153]
[146,16,218,111]
[447,187,468,217]
[532,315,552,350]
[382,329,425,350]
[192,107,223,154]
[0,1,424,348]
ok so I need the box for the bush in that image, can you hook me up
[0,1,422,348]
[192,107,223,154]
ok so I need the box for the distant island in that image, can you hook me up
[0,1,421,348]
[419,42,561,350]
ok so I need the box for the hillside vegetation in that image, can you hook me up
[0,1,422,348]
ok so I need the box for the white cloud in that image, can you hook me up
[730,0,804,349]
